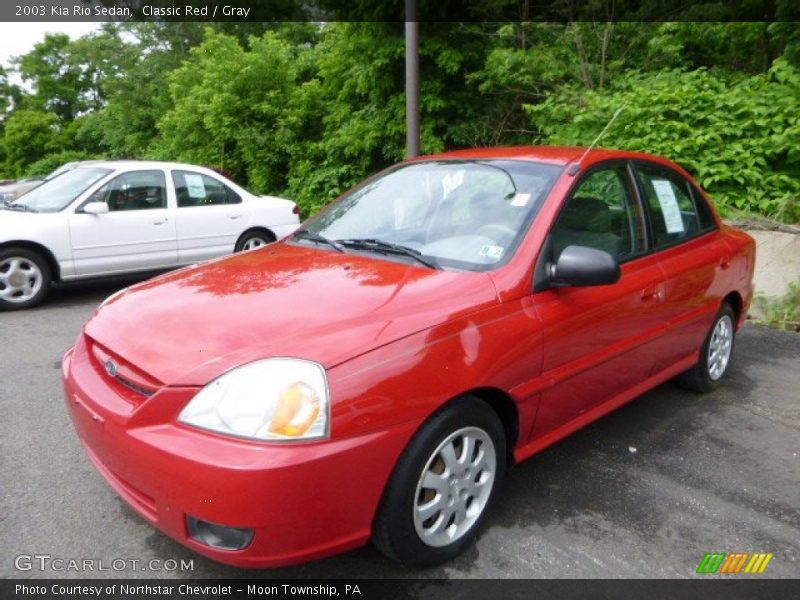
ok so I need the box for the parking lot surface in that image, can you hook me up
[1,276,798,579]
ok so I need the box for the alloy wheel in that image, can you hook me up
[412,426,497,547]
[707,314,733,381]
[0,257,43,304]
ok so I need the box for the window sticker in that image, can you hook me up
[184,174,206,199]
[510,193,530,207]
[651,179,685,234]
[442,170,465,198]
[479,244,504,260]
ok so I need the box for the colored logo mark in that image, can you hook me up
[696,552,773,574]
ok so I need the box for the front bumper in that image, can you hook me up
[62,335,415,568]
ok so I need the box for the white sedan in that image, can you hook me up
[0,161,300,310]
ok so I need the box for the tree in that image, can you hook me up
[3,110,62,177]
[17,34,85,122]
[151,28,312,192]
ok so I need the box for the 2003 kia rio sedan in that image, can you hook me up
[63,146,755,568]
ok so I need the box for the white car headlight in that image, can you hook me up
[178,358,329,442]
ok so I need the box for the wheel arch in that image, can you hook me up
[0,240,61,281]
[464,387,520,467]
[722,291,744,328]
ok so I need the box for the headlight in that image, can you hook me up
[178,358,329,442]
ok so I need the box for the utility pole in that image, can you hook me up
[405,0,420,158]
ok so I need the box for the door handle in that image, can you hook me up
[152,219,167,225]
[229,215,242,220]
[641,285,664,303]
[720,257,731,270]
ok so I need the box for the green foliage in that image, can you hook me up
[24,150,94,178]
[150,28,310,194]
[1,20,799,223]
[525,59,800,223]
[16,34,85,122]
[755,281,800,331]
[2,110,62,177]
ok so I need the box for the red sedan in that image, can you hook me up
[63,146,755,568]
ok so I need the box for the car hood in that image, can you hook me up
[0,209,48,232]
[85,242,499,386]
[0,180,41,195]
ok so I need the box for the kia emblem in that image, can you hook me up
[105,359,119,377]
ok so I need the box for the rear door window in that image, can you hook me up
[635,164,715,249]
[172,171,241,207]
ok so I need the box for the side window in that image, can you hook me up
[636,164,710,248]
[173,171,241,207]
[552,165,645,262]
[94,170,167,212]
[692,186,717,230]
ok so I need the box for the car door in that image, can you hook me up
[68,169,178,276]
[632,161,732,374]
[170,170,244,264]
[530,162,670,441]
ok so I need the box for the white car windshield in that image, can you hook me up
[10,167,112,213]
[298,160,562,270]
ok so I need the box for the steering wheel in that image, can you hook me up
[476,223,516,243]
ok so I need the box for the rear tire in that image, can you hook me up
[0,247,51,310]
[676,303,736,393]
[372,396,506,567]
[235,230,274,252]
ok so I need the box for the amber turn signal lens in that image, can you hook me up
[268,382,320,437]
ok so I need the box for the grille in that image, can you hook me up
[87,337,162,402]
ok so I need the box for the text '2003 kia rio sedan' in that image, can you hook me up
[64,146,755,568]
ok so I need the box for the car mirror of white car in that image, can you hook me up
[81,201,110,215]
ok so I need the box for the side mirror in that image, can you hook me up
[81,201,109,215]
[549,245,620,287]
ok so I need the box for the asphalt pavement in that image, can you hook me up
[1,277,798,579]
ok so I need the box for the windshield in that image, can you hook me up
[300,160,562,270]
[11,167,112,212]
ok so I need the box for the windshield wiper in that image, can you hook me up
[338,238,439,269]
[3,203,37,213]
[293,228,346,253]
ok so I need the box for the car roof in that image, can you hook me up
[73,160,223,173]
[416,145,685,171]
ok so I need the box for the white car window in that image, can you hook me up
[173,171,241,207]
[93,171,167,212]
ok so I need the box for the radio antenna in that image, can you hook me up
[568,105,625,175]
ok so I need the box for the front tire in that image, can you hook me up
[676,303,736,393]
[0,247,51,310]
[372,397,506,567]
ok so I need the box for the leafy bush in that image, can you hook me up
[2,110,62,178]
[25,150,95,178]
[525,59,800,223]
